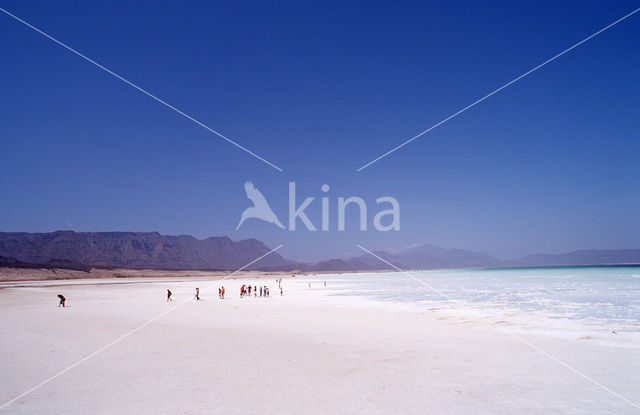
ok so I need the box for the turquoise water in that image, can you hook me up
[320,266,640,338]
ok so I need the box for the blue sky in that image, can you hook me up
[1,1,639,262]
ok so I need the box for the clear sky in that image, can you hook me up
[1,1,639,262]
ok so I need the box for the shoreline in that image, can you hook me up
[3,272,639,349]
[2,263,639,284]
[0,265,389,284]
[1,275,638,414]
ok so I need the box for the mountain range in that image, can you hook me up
[0,231,638,272]
[312,245,640,271]
[0,231,293,271]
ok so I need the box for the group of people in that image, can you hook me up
[60,279,297,306]
[163,283,282,302]
[166,288,204,301]
[239,284,281,297]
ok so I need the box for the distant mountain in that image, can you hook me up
[0,231,293,270]
[308,258,381,272]
[389,244,503,269]
[0,255,92,272]
[509,249,640,267]
[0,255,32,268]
[307,245,640,272]
[308,244,504,271]
[1,232,638,273]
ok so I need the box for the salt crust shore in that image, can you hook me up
[1,275,639,414]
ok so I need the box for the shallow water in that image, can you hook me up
[315,266,640,344]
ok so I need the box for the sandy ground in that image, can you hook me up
[0,266,289,282]
[0,276,639,414]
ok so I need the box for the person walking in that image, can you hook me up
[167,289,173,302]
[194,287,200,301]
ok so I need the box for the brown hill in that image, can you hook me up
[0,231,292,270]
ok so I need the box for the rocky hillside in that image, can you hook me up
[0,231,292,270]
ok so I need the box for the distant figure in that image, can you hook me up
[324,281,326,287]
[57,294,66,307]
[254,286,257,297]
[308,283,311,288]
[280,287,283,296]
[167,289,173,302]
[195,287,200,301]
[260,286,263,297]
[248,285,252,295]
[236,181,285,230]
[221,286,225,299]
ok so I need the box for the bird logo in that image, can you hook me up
[236,181,285,230]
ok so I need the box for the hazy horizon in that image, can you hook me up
[2,229,640,264]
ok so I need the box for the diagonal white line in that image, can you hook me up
[0,245,283,411]
[356,244,640,411]
[0,7,283,172]
[356,7,640,172]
